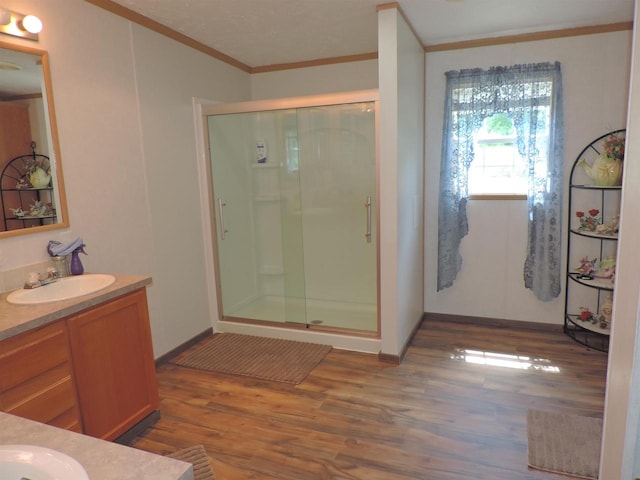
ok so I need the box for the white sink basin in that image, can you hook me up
[6,274,116,305]
[0,444,89,480]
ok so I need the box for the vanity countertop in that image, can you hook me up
[0,274,152,341]
[0,411,193,480]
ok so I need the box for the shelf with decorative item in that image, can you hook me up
[572,208,619,238]
[565,314,611,336]
[570,184,622,190]
[564,314,610,352]
[568,273,614,291]
[8,214,56,221]
[575,130,625,187]
[564,129,625,354]
[251,163,281,169]
[4,187,53,192]
[569,229,618,240]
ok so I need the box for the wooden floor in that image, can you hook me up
[133,318,609,479]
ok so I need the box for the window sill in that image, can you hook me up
[469,194,527,201]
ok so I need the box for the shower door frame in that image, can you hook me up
[203,89,381,337]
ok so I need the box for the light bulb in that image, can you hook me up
[21,15,42,34]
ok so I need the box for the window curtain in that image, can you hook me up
[437,62,563,301]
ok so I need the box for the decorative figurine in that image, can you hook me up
[595,215,619,236]
[594,256,616,281]
[9,207,25,218]
[598,295,613,329]
[575,256,597,279]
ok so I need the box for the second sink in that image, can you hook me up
[7,274,116,304]
[0,444,90,480]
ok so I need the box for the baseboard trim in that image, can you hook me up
[378,313,426,364]
[378,352,401,364]
[114,410,161,446]
[155,327,213,367]
[424,312,562,332]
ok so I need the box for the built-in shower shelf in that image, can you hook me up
[253,195,280,202]
[259,266,284,275]
[251,163,281,169]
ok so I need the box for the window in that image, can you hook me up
[468,114,529,195]
[437,62,563,301]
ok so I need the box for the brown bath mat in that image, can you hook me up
[527,409,602,479]
[173,333,332,384]
[167,444,215,480]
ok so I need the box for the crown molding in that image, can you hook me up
[425,21,633,53]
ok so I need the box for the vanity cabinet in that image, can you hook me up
[0,320,82,432]
[0,281,158,442]
[67,288,159,441]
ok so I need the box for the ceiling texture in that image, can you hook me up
[104,0,634,69]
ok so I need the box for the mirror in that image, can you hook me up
[0,40,68,238]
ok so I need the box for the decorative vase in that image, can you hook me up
[578,154,623,186]
[28,167,51,189]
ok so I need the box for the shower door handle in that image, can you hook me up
[217,198,228,240]
[365,195,372,243]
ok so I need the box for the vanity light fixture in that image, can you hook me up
[0,8,42,41]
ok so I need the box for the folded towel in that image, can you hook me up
[47,237,84,257]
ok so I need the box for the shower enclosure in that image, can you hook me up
[205,92,378,334]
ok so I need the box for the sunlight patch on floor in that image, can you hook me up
[451,348,561,373]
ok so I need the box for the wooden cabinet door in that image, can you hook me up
[67,288,159,440]
[0,320,82,432]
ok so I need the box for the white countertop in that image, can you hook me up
[0,274,152,341]
[0,412,193,480]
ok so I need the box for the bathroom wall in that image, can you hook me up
[0,0,251,356]
[424,30,632,324]
[378,7,425,356]
[601,5,640,477]
[250,59,378,100]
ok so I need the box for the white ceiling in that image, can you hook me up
[110,0,635,68]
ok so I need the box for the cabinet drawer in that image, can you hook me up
[0,321,82,430]
[0,321,69,390]
[49,407,83,432]
[3,376,77,424]
[0,363,72,409]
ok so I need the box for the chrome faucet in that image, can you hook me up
[24,269,59,289]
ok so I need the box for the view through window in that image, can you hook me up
[468,111,550,196]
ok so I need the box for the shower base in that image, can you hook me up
[227,295,377,333]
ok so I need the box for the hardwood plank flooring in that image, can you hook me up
[132,318,608,479]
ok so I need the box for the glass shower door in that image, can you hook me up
[208,110,307,325]
[297,102,378,332]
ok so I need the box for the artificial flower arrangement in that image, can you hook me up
[576,209,600,231]
[578,132,625,186]
[579,305,611,329]
[603,133,625,162]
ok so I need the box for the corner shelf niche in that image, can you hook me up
[563,129,624,353]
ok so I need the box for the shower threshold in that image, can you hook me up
[227,295,377,333]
